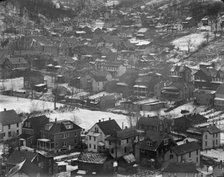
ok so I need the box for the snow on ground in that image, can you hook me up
[0,95,129,131]
[201,149,224,162]
[0,77,24,91]
[172,32,214,52]
[160,102,207,119]
[0,95,62,113]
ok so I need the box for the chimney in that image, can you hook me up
[55,118,57,123]
[109,117,111,120]
[4,108,6,112]
[125,126,128,129]
[122,122,124,129]
[99,120,101,122]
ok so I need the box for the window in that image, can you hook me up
[205,141,207,147]
[8,125,11,129]
[95,127,99,133]
[213,140,215,147]
[196,157,198,163]
[111,148,114,154]
[16,123,19,128]
[89,144,91,148]
[164,139,169,146]
[109,141,111,145]
[89,136,91,140]
[216,133,218,138]
[94,137,96,141]
[196,150,198,155]
[126,138,129,144]
[94,145,96,149]
[189,152,191,158]
[170,154,173,159]
[205,134,207,139]
[216,139,218,145]
[8,131,11,137]
[17,130,19,135]
[63,142,67,147]
[124,147,127,153]
[64,133,69,139]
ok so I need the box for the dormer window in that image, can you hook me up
[63,121,73,129]
[95,127,99,133]
[147,140,152,147]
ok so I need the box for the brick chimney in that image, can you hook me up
[4,108,6,112]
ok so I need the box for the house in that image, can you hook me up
[194,89,215,106]
[137,116,172,134]
[173,114,207,133]
[0,109,22,141]
[37,120,82,153]
[87,119,121,153]
[104,61,127,77]
[164,142,201,166]
[2,57,29,78]
[194,65,224,90]
[80,70,112,92]
[134,72,162,97]
[77,152,113,174]
[162,162,199,177]
[24,70,45,90]
[170,65,192,83]
[105,128,138,159]
[214,83,224,109]
[161,81,194,102]
[201,125,221,150]
[20,115,49,147]
[135,131,175,166]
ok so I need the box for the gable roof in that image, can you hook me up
[6,150,37,165]
[172,142,200,155]
[106,128,137,141]
[0,109,22,126]
[163,162,198,173]
[96,119,121,136]
[78,152,108,164]
[23,115,49,129]
[199,125,221,134]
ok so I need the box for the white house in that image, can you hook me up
[201,125,221,150]
[0,109,22,141]
[87,119,121,152]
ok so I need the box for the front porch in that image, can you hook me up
[37,138,55,152]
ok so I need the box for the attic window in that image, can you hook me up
[63,122,73,129]
[147,140,152,147]
[45,123,53,131]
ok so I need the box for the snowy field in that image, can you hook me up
[172,32,214,52]
[0,95,129,130]
[0,77,24,91]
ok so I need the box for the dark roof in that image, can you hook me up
[216,84,224,95]
[163,162,198,173]
[0,109,22,126]
[199,125,221,134]
[140,132,173,151]
[97,119,121,136]
[6,150,37,165]
[19,134,33,140]
[20,160,44,176]
[106,128,137,141]
[42,120,82,133]
[138,116,160,127]
[172,142,200,155]
[23,115,49,129]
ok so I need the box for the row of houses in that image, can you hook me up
[1,107,223,176]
